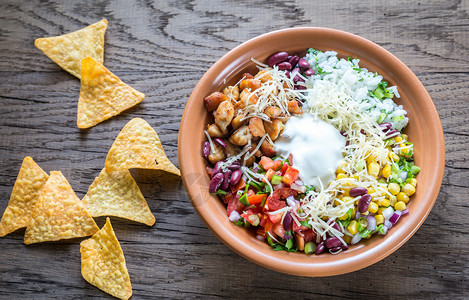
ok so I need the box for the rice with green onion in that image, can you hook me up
[304,50,408,131]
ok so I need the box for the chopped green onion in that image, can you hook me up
[359,229,372,238]
[300,220,312,228]
[374,88,385,100]
[285,238,294,250]
[377,113,387,124]
[249,182,263,192]
[271,175,283,185]
[358,217,368,231]
[410,165,420,175]
[304,242,316,254]
[210,189,227,196]
[239,194,249,206]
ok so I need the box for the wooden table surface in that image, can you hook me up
[0,1,468,299]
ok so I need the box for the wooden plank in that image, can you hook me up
[0,0,468,299]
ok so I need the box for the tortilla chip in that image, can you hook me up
[24,171,99,244]
[0,157,49,237]
[82,168,155,226]
[81,218,132,300]
[35,19,108,79]
[77,57,145,129]
[105,118,181,176]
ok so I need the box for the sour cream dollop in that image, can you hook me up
[274,113,345,188]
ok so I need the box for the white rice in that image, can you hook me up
[303,50,408,131]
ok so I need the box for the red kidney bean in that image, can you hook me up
[212,161,223,176]
[331,220,341,233]
[288,55,299,67]
[277,61,292,71]
[304,68,314,76]
[386,129,400,138]
[283,212,293,231]
[267,51,289,67]
[284,70,290,78]
[329,246,342,252]
[325,237,341,249]
[296,100,303,107]
[203,142,210,158]
[209,173,224,193]
[230,169,242,185]
[315,242,325,255]
[298,58,310,69]
[358,194,372,213]
[227,161,241,171]
[379,122,392,131]
[349,187,368,197]
[295,85,306,90]
[291,67,300,81]
[221,170,232,191]
[214,138,226,148]
[341,243,349,250]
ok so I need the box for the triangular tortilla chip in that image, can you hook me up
[82,168,155,226]
[0,157,49,237]
[105,118,181,176]
[35,19,108,79]
[24,171,99,244]
[77,57,145,129]
[81,218,132,300]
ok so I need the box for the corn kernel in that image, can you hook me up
[388,182,400,195]
[338,212,349,220]
[336,173,347,180]
[389,152,399,162]
[382,164,392,178]
[336,161,347,173]
[368,202,379,213]
[389,195,397,206]
[352,174,360,181]
[409,178,418,187]
[342,196,354,204]
[397,192,410,203]
[380,199,391,207]
[401,134,408,141]
[368,186,376,194]
[395,201,406,211]
[368,162,380,177]
[375,214,384,225]
[343,234,352,244]
[377,207,386,215]
[402,183,416,196]
[394,136,403,143]
[347,220,358,235]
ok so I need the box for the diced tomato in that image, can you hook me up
[264,219,273,234]
[268,212,283,224]
[246,189,255,197]
[288,153,293,165]
[264,196,286,212]
[303,229,317,243]
[292,219,300,232]
[222,192,233,204]
[264,169,275,182]
[227,195,244,216]
[272,159,282,171]
[259,214,268,227]
[231,178,246,193]
[247,194,266,206]
[282,166,300,185]
[259,156,275,170]
[256,228,265,237]
[241,210,260,226]
[280,163,289,176]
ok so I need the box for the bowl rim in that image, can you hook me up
[178,27,445,277]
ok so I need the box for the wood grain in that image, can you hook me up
[0,0,468,299]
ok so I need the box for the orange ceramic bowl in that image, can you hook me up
[178,28,445,276]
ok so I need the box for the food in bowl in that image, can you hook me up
[201,48,420,255]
